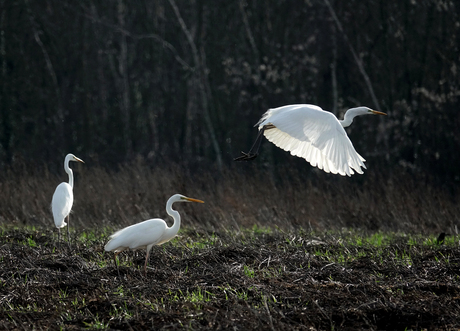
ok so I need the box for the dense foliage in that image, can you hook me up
[1,1,459,183]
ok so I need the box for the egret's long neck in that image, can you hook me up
[339,108,362,128]
[64,159,74,188]
[164,200,181,241]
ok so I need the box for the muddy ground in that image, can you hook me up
[0,228,459,330]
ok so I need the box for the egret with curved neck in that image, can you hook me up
[339,106,380,127]
[235,104,386,176]
[105,194,204,275]
[51,153,85,247]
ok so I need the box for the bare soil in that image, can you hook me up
[0,228,459,330]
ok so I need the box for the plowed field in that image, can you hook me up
[1,228,459,330]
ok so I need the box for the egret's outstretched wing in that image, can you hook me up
[51,182,73,228]
[258,104,366,176]
[105,219,167,252]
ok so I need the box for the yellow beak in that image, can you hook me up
[184,197,204,203]
[370,110,387,116]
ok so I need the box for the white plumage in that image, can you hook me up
[104,219,169,253]
[52,182,73,229]
[105,194,204,275]
[237,104,386,176]
[51,153,84,246]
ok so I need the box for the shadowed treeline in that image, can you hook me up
[0,1,459,184]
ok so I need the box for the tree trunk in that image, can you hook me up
[118,0,132,157]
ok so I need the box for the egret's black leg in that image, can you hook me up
[143,250,151,276]
[436,232,448,245]
[66,215,71,251]
[234,126,266,161]
[114,252,121,278]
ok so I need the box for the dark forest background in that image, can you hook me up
[0,0,459,191]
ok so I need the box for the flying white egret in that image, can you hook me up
[51,153,85,247]
[235,104,387,176]
[105,194,204,275]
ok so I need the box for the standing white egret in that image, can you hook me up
[51,153,85,247]
[235,104,387,176]
[105,194,204,275]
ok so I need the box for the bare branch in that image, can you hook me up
[239,0,259,63]
[80,9,192,71]
[24,0,64,144]
[323,0,381,111]
[167,0,223,170]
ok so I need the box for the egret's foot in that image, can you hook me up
[234,151,258,161]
